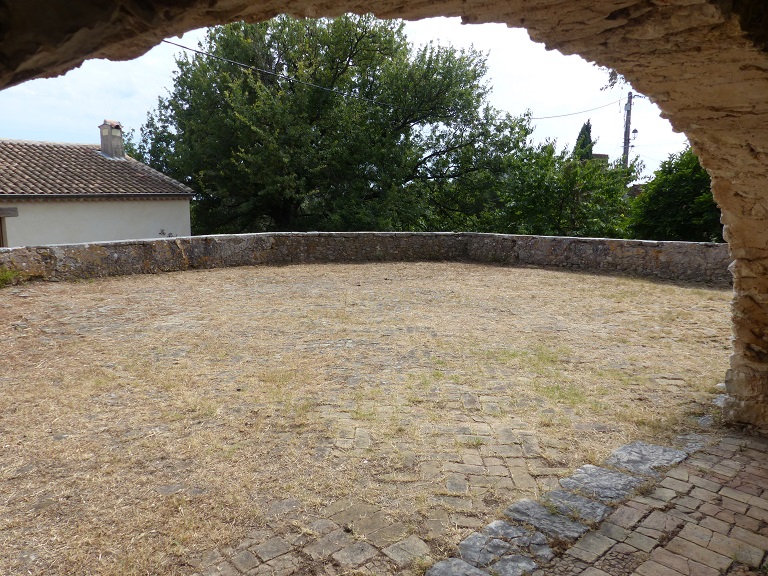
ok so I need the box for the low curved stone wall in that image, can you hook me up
[0,232,732,286]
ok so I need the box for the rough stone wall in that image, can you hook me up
[1,0,767,424]
[0,232,731,285]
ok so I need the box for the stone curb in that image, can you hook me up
[425,440,692,576]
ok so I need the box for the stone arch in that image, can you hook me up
[2,0,767,428]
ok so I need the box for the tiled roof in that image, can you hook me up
[0,139,193,198]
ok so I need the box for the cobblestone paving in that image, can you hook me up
[193,433,768,576]
[1,265,734,575]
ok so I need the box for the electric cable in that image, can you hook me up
[162,39,400,109]
[530,99,622,120]
[165,39,630,122]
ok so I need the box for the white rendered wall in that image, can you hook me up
[0,199,191,247]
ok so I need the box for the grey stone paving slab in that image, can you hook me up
[426,558,490,576]
[542,490,613,524]
[351,510,389,535]
[201,561,239,576]
[530,543,555,562]
[331,502,380,525]
[487,555,538,576]
[605,442,687,477]
[366,522,410,547]
[303,529,354,560]
[307,518,339,536]
[251,537,292,562]
[481,520,531,541]
[503,499,589,542]
[382,535,431,566]
[231,549,260,572]
[258,552,301,576]
[559,465,646,503]
[332,541,378,569]
[459,532,512,567]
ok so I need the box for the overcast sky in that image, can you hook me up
[0,17,688,178]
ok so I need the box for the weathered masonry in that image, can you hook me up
[0,233,732,285]
[1,1,767,428]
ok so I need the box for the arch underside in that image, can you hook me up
[2,0,768,427]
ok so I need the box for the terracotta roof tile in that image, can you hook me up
[0,139,193,198]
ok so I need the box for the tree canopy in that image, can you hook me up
[133,15,641,238]
[628,146,722,242]
[135,16,528,234]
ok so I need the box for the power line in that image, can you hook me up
[530,99,622,120]
[164,38,629,130]
[162,39,399,109]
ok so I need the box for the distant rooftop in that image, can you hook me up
[0,139,193,199]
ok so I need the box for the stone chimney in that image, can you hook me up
[99,119,125,159]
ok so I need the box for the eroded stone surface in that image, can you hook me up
[487,555,537,576]
[541,490,613,524]
[503,499,589,542]
[426,557,490,576]
[559,465,646,504]
[459,532,512,567]
[482,520,531,541]
[605,441,688,477]
[184,434,768,576]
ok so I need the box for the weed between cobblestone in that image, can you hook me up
[0,262,731,575]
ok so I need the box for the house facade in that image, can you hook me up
[0,121,192,248]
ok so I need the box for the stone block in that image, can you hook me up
[201,561,240,576]
[650,547,720,576]
[639,510,684,534]
[542,490,612,524]
[666,536,732,571]
[660,477,693,494]
[382,535,431,567]
[366,523,410,547]
[605,442,687,477]
[559,465,645,503]
[607,505,646,530]
[303,529,355,560]
[481,520,531,541]
[707,532,764,567]
[699,516,731,535]
[624,531,658,553]
[425,558,490,576]
[330,502,380,525]
[570,532,616,561]
[332,541,378,569]
[251,537,292,562]
[635,559,687,576]
[459,532,511,567]
[503,499,588,542]
[351,510,389,536]
[231,550,260,572]
[730,525,768,552]
[598,522,629,542]
[678,523,714,548]
[719,486,753,503]
[486,555,537,576]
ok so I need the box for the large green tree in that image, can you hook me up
[135,16,521,234]
[629,147,722,242]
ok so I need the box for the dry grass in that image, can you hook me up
[0,262,732,574]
